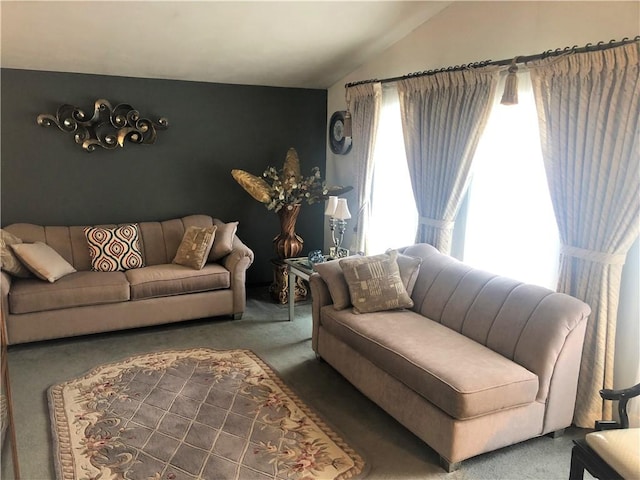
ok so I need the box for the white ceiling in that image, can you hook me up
[1,1,450,89]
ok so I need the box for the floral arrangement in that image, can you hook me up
[232,147,351,212]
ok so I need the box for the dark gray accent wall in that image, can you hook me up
[1,69,327,284]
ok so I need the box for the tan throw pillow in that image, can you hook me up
[10,242,76,283]
[84,224,144,272]
[209,221,238,261]
[313,260,351,310]
[173,225,217,270]
[392,251,423,297]
[0,229,32,278]
[339,251,413,314]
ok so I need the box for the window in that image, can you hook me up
[462,71,560,288]
[368,84,418,254]
[367,73,560,289]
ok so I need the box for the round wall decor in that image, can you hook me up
[329,111,352,155]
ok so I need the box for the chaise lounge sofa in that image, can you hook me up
[309,243,591,471]
[1,214,253,345]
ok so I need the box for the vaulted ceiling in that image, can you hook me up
[1,1,450,89]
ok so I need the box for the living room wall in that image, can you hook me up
[0,68,327,284]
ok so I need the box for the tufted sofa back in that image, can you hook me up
[400,243,591,404]
[4,214,217,271]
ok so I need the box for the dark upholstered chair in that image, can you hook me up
[569,382,640,479]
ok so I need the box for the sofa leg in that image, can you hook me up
[547,428,565,439]
[439,456,460,472]
[231,313,243,320]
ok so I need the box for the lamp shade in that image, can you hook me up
[324,196,338,216]
[334,198,351,220]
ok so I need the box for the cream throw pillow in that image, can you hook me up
[0,229,32,278]
[173,225,217,270]
[339,251,413,314]
[10,242,76,283]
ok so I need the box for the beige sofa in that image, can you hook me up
[309,243,591,471]
[1,215,253,345]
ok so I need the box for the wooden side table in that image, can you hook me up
[1,311,20,479]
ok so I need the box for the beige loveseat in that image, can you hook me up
[309,243,591,471]
[1,215,253,345]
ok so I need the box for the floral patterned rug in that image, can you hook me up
[48,348,365,480]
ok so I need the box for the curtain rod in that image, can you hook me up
[345,36,640,89]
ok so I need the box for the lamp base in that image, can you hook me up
[330,247,350,258]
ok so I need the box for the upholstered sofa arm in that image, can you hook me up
[220,236,254,317]
[1,272,12,323]
[309,273,332,352]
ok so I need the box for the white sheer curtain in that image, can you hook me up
[368,84,418,254]
[463,71,560,288]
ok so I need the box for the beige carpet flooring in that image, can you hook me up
[2,287,590,480]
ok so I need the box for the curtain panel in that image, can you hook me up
[398,68,498,254]
[530,42,640,427]
[347,82,382,255]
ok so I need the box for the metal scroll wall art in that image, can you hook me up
[36,99,168,152]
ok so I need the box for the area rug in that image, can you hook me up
[48,348,365,480]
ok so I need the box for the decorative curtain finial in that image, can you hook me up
[344,88,352,137]
[500,58,520,106]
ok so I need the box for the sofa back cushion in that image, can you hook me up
[3,215,219,271]
[400,243,591,403]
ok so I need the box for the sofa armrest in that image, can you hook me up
[309,273,332,352]
[1,272,12,339]
[220,236,254,316]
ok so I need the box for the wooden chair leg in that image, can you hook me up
[3,366,20,480]
[1,314,20,480]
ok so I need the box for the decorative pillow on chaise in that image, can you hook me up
[392,250,423,296]
[314,250,421,310]
[209,221,238,261]
[313,260,352,310]
[339,250,414,314]
[0,229,32,278]
[84,224,144,272]
[10,241,76,283]
[173,225,217,270]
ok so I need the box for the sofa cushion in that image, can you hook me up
[320,306,539,420]
[126,263,230,300]
[10,242,77,283]
[9,271,129,314]
[339,251,413,314]
[173,225,217,270]
[85,224,144,272]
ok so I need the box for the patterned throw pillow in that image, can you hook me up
[339,251,414,314]
[173,225,217,270]
[84,224,144,272]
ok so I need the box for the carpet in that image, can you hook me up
[48,348,365,480]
